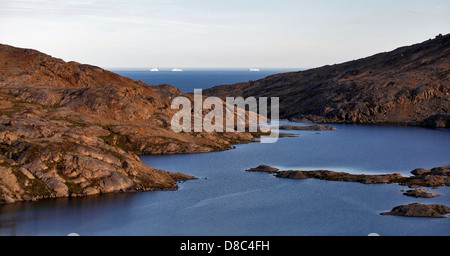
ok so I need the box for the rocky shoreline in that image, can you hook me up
[0,44,261,204]
[246,165,450,218]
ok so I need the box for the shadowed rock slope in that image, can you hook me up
[204,34,450,127]
[0,44,258,203]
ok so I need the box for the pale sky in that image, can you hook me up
[0,0,449,69]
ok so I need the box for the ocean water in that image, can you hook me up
[0,122,449,236]
[113,69,295,93]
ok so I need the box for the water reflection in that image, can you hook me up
[0,193,140,236]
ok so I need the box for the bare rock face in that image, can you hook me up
[0,44,256,204]
[204,34,450,127]
[381,203,450,218]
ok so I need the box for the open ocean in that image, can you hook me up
[112,69,296,93]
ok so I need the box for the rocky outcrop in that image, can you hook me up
[275,170,403,184]
[381,203,450,218]
[419,114,450,128]
[0,44,260,204]
[245,165,450,187]
[0,108,196,204]
[204,34,450,127]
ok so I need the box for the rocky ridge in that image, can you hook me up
[204,34,450,127]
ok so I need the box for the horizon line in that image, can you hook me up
[106,67,305,71]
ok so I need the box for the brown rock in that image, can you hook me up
[276,171,308,179]
[411,168,430,176]
[403,189,441,198]
[204,34,450,126]
[420,114,450,128]
[380,203,450,218]
[246,165,280,173]
[0,42,273,204]
[246,165,449,188]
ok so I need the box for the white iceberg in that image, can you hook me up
[150,68,159,72]
[172,68,183,72]
[249,68,260,72]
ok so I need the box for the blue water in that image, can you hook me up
[0,122,449,236]
[112,69,294,93]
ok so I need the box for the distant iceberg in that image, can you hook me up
[150,68,159,72]
[172,68,183,72]
[249,68,260,72]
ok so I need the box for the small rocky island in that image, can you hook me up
[381,203,450,218]
[246,165,450,218]
[246,165,450,187]
[403,189,440,198]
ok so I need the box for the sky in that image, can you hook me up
[0,0,449,69]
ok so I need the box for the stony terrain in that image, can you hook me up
[204,34,450,127]
[0,44,260,204]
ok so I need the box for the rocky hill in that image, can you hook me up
[0,44,258,204]
[204,34,450,127]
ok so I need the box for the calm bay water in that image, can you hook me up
[0,70,449,236]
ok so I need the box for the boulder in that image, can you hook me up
[403,189,440,198]
[246,165,280,173]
